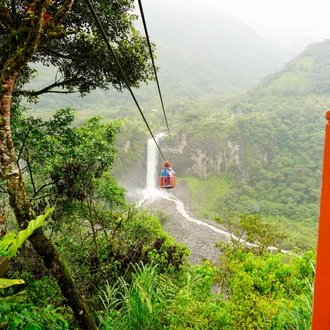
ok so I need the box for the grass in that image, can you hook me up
[178,174,234,219]
[98,263,176,330]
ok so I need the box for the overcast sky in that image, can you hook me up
[143,0,330,52]
[218,0,330,45]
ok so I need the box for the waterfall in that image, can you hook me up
[146,132,167,190]
[138,132,167,204]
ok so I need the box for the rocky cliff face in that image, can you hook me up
[162,131,243,179]
[159,118,272,182]
[112,115,275,190]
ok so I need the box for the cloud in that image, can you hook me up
[141,0,330,48]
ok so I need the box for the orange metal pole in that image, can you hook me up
[312,110,330,329]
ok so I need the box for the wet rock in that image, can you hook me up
[145,196,230,265]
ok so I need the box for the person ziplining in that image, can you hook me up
[159,160,176,190]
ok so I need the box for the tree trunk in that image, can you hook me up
[0,66,98,330]
[0,1,97,329]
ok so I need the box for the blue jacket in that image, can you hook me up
[163,167,169,176]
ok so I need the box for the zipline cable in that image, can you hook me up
[137,0,170,137]
[85,0,166,162]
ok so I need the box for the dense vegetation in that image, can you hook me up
[0,125,316,327]
[158,40,330,251]
[1,88,321,328]
[169,95,322,250]
[0,0,159,327]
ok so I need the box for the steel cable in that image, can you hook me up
[84,0,166,161]
[137,0,171,137]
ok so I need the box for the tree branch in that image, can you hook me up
[13,77,84,97]
[31,192,56,201]
[33,180,58,198]
[26,156,37,196]
[53,0,74,26]
[16,125,33,164]
[41,47,99,63]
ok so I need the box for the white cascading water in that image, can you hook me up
[146,132,167,191]
[138,132,168,205]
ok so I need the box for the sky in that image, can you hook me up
[143,0,330,53]
[218,0,330,46]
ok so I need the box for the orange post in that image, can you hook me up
[312,110,330,329]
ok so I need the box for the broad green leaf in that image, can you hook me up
[0,233,15,255]
[0,278,25,289]
[0,208,53,259]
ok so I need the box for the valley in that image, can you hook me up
[1,0,327,327]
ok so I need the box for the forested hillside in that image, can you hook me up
[154,39,330,250]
